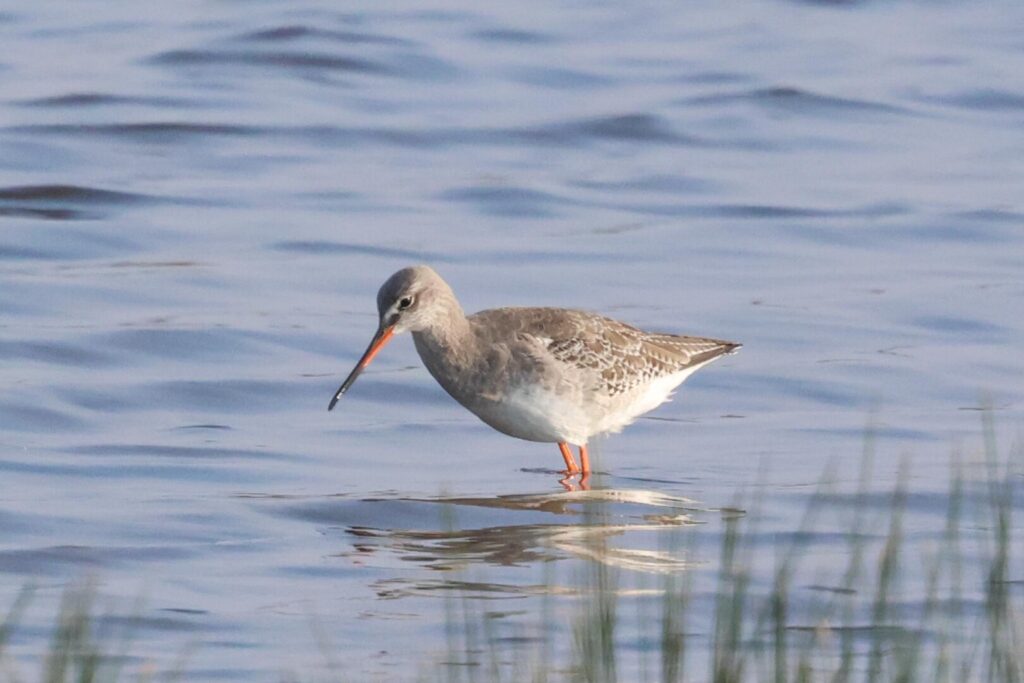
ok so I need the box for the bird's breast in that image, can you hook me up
[413,332,594,444]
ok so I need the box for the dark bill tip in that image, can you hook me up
[327,325,395,411]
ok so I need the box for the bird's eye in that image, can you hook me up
[398,297,413,310]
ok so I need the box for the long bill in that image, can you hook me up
[328,324,395,411]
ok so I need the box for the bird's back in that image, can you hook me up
[469,307,740,398]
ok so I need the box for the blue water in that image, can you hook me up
[1,1,1022,679]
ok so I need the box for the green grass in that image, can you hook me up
[2,418,1020,682]
[0,580,146,683]
[435,418,1022,683]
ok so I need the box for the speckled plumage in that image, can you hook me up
[332,266,740,470]
[471,307,738,397]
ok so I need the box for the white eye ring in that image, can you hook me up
[398,296,414,310]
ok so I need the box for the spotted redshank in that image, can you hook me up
[329,266,740,476]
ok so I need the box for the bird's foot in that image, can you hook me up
[558,472,591,492]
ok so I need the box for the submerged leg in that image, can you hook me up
[558,442,580,474]
[579,444,591,474]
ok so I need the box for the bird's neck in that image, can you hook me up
[412,301,475,376]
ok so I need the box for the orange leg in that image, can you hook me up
[558,442,580,474]
[579,444,591,474]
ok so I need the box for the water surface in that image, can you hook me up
[1,0,1022,679]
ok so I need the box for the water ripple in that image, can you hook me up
[63,379,310,413]
[148,48,390,75]
[508,66,613,89]
[912,315,1009,340]
[234,25,414,46]
[0,402,85,432]
[917,88,1024,112]
[0,339,113,367]
[70,443,304,462]
[0,184,154,204]
[683,86,911,117]
[572,173,719,195]
[0,544,194,576]
[17,92,200,109]
[521,113,690,144]
[469,27,555,44]
[270,240,440,261]
[439,186,567,218]
[99,328,264,362]
[0,184,148,221]
[10,117,697,150]
[9,122,259,142]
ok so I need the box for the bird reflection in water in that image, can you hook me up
[335,486,710,583]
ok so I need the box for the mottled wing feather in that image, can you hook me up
[472,308,739,397]
[578,326,739,396]
[644,333,740,369]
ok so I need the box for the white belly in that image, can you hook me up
[467,360,714,446]
[468,383,593,445]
